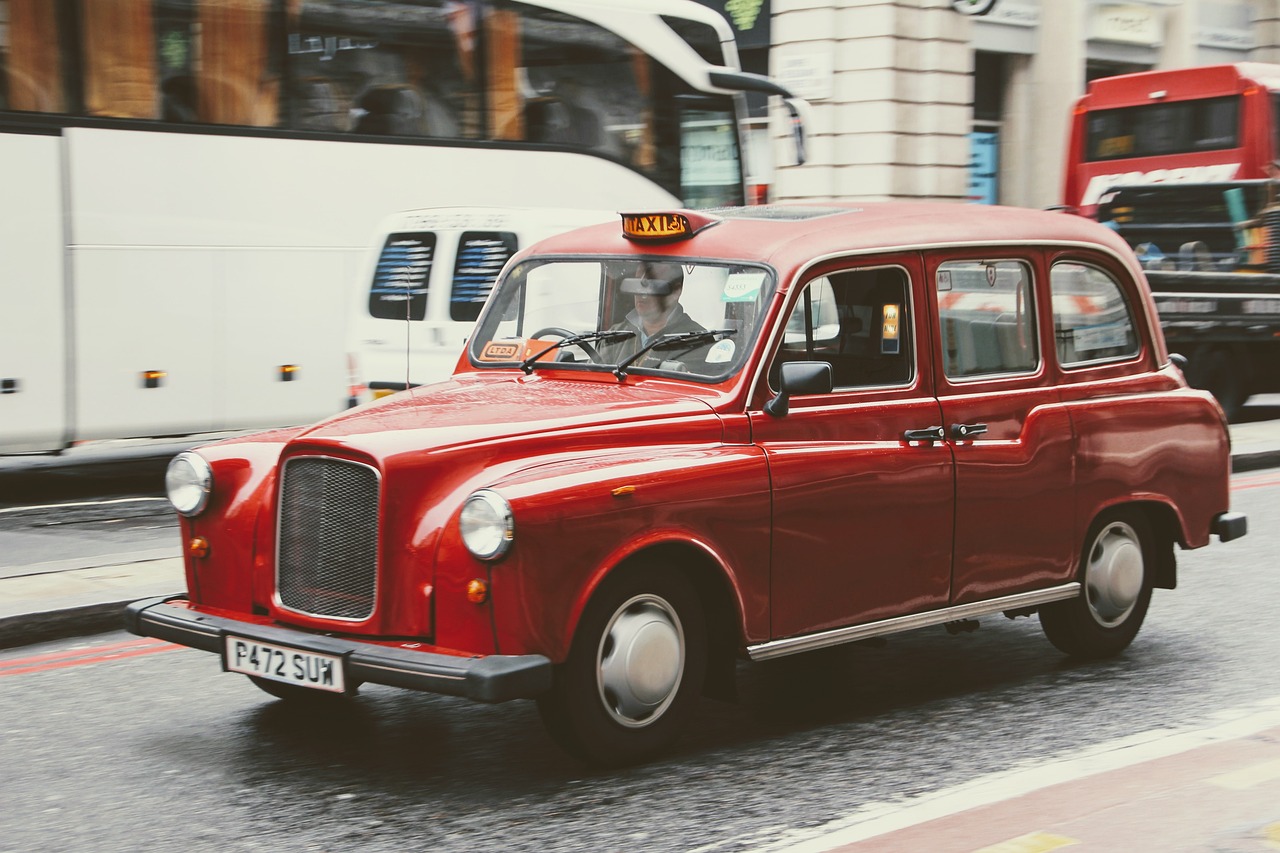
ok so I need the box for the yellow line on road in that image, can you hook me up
[974,832,1080,853]
[1209,758,1280,790]
[1264,820,1280,849]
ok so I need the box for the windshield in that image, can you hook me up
[469,258,774,381]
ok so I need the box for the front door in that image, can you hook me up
[749,257,955,640]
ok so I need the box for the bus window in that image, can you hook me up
[1086,97,1240,162]
[2,0,71,113]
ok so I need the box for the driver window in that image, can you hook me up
[771,267,914,390]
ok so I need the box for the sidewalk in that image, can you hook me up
[2,418,1280,650]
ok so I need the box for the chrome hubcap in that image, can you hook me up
[596,594,685,728]
[1084,521,1144,628]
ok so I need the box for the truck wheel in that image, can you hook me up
[537,563,706,765]
[1190,349,1244,421]
[1039,509,1155,659]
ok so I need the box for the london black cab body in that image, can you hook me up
[128,204,1247,765]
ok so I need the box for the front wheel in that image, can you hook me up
[1039,509,1155,659]
[537,563,706,766]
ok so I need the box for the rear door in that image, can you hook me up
[926,250,1076,604]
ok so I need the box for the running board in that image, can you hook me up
[746,583,1081,662]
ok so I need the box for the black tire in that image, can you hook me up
[537,562,707,766]
[1040,509,1156,659]
[247,675,355,704]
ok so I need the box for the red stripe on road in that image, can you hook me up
[1232,473,1280,492]
[0,638,177,677]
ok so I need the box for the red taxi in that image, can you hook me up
[127,204,1246,765]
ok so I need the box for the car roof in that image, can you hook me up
[528,202,1140,284]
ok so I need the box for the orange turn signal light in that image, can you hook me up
[188,536,211,558]
[466,578,489,604]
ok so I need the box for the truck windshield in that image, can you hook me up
[469,258,774,381]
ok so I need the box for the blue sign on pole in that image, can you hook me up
[968,131,998,205]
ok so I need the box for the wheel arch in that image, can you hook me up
[576,538,745,702]
[1087,499,1179,590]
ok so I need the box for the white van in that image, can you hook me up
[346,207,615,404]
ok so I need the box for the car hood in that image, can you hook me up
[286,374,723,462]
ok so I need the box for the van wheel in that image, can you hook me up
[537,563,706,766]
[1040,509,1155,659]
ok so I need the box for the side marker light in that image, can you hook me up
[466,579,489,604]
[188,536,211,558]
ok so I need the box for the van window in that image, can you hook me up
[772,267,913,390]
[937,260,1038,379]
[450,232,519,322]
[1050,262,1139,366]
[369,232,435,320]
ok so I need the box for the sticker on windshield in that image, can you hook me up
[480,339,533,362]
[705,339,736,364]
[722,272,765,302]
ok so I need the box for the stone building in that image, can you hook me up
[750,0,1280,208]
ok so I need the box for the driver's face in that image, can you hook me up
[634,289,677,323]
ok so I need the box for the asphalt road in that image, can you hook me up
[1,471,1276,853]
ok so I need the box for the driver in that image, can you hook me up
[600,261,706,366]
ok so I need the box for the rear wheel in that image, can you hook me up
[1040,509,1155,659]
[537,563,706,766]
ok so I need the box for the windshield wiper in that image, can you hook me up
[519,330,635,374]
[613,329,736,379]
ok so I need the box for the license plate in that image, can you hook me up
[224,636,346,693]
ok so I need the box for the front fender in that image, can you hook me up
[474,445,772,661]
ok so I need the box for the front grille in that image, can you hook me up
[277,457,379,621]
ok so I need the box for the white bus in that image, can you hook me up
[0,0,805,453]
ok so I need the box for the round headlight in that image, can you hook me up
[459,489,513,560]
[166,451,213,517]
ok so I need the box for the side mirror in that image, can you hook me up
[782,97,810,166]
[765,361,832,417]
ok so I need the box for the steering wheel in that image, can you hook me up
[530,327,602,362]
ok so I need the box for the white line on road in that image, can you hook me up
[752,696,1280,853]
[0,497,169,515]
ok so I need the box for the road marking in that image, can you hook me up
[760,698,1280,853]
[1209,758,1280,790]
[974,832,1079,853]
[1231,473,1280,492]
[0,496,169,515]
[0,637,175,678]
[1264,820,1280,849]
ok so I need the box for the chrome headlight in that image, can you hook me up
[460,489,513,560]
[166,451,213,517]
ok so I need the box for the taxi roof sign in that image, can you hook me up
[620,210,720,242]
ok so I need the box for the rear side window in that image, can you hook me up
[937,260,1038,379]
[450,232,519,322]
[369,232,435,320]
[1050,262,1139,366]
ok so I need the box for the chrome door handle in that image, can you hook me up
[903,426,945,442]
[950,422,989,439]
